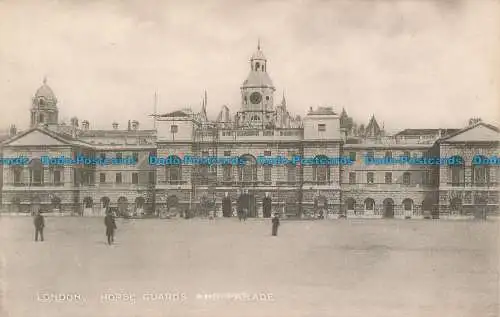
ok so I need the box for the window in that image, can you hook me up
[132,152,139,162]
[349,152,356,161]
[385,151,392,159]
[39,113,44,123]
[171,125,178,134]
[366,151,374,160]
[224,151,231,156]
[132,173,138,184]
[148,171,155,184]
[318,124,326,132]
[287,164,296,183]
[115,173,122,184]
[264,150,271,156]
[266,96,270,100]
[100,173,106,183]
[422,171,430,185]
[385,172,392,184]
[367,172,374,184]
[202,151,209,157]
[349,172,356,184]
[364,198,375,211]
[223,165,232,181]
[116,152,122,159]
[13,167,22,184]
[264,166,272,182]
[54,170,61,184]
[403,151,410,158]
[403,172,411,185]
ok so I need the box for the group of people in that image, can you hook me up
[32,208,280,244]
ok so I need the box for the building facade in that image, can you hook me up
[1,45,499,219]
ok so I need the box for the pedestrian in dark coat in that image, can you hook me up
[34,210,45,242]
[104,212,117,245]
[272,213,280,236]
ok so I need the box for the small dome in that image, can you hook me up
[34,78,57,102]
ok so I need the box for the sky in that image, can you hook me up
[0,0,499,133]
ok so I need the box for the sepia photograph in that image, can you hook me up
[0,0,499,316]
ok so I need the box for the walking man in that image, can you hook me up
[272,212,280,236]
[104,211,117,245]
[34,210,45,242]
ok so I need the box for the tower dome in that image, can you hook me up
[34,77,57,102]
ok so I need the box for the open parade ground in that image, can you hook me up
[0,217,498,317]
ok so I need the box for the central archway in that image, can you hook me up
[238,194,256,217]
[383,198,394,218]
[222,197,232,217]
[117,197,128,217]
[263,196,272,218]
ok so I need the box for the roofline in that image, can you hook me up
[438,122,499,143]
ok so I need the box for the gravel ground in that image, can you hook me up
[0,217,498,317]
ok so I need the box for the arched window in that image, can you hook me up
[12,166,22,184]
[239,155,257,182]
[29,158,43,185]
[364,198,375,211]
[165,155,182,184]
[449,155,464,186]
[255,62,260,71]
[313,155,329,184]
[223,165,232,181]
[472,155,490,186]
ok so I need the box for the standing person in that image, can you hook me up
[34,210,45,242]
[243,208,248,221]
[104,211,117,245]
[238,209,242,221]
[271,212,280,236]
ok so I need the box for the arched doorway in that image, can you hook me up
[402,198,413,218]
[100,197,110,215]
[422,199,433,218]
[238,194,257,217]
[31,196,41,215]
[222,197,232,217]
[345,198,356,215]
[51,196,61,212]
[450,198,462,216]
[11,197,21,213]
[167,195,179,215]
[263,196,272,218]
[364,198,375,214]
[83,197,93,216]
[135,197,145,216]
[117,197,128,217]
[383,198,394,218]
[285,196,297,217]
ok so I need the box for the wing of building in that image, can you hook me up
[1,44,499,219]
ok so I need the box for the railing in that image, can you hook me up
[157,180,189,185]
[447,182,497,187]
[5,182,65,187]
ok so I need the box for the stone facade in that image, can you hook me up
[1,44,499,219]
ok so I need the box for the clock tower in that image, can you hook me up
[238,41,276,128]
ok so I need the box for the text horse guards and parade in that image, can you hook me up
[0,43,499,220]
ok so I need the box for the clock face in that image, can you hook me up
[249,92,262,104]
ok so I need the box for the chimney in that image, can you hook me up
[9,125,17,136]
[112,122,118,130]
[127,120,131,131]
[82,120,89,130]
[131,120,139,130]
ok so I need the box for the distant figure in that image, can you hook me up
[238,209,243,221]
[33,210,45,242]
[104,211,117,245]
[272,213,280,236]
[243,208,248,221]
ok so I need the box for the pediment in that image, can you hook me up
[443,124,499,143]
[5,129,70,147]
